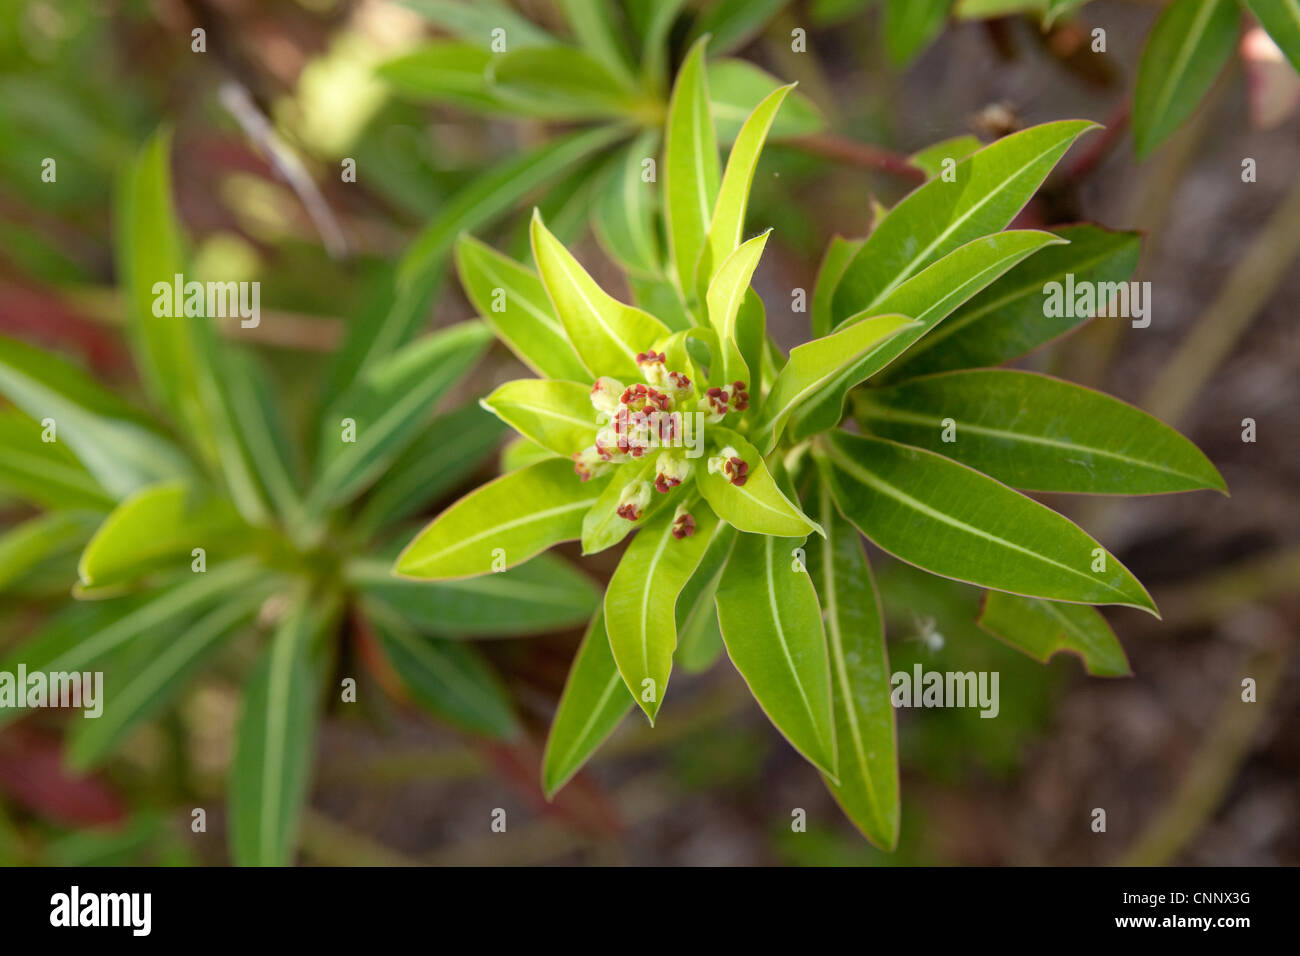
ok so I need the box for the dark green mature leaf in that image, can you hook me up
[688,0,788,55]
[455,235,589,381]
[0,336,190,499]
[230,593,328,866]
[830,120,1097,325]
[399,0,558,48]
[707,60,824,143]
[629,0,691,92]
[792,230,1065,440]
[377,43,504,112]
[396,458,609,578]
[488,48,646,120]
[810,236,863,338]
[77,480,246,590]
[856,369,1227,494]
[0,512,98,591]
[593,131,663,278]
[0,409,114,511]
[309,321,491,516]
[821,432,1157,612]
[352,552,599,637]
[605,502,720,722]
[715,531,838,777]
[367,602,518,738]
[978,590,1130,676]
[541,608,634,797]
[66,588,266,769]
[883,0,949,66]
[559,0,637,86]
[1246,0,1300,74]
[1132,0,1238,158]
[888,225,1140,378]
[909,134,984,178]
[664,37,721,304]
[806,472,899,849]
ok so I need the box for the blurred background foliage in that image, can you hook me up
[0,0,1296,865]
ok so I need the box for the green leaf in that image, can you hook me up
[664,37,721,303]
[698,425,822,537]
[793,230,1065,440]
[1043,0,1089,29]
[367,603,518,738]
[77,481,246,591]
[0,336,190,499]
[593,131,663,278]
[698,84,792,289]
[707,60,825,143]
[810,236,864,338]
[0,512,98,591]
[399,0,558,48]
[395,458,609,578]
[705,231,772,385]
[230,593,326,866]
[888,224,1140,378]
[1246,0,1300,74]
[1132,0,1238,159]
[531,211,670,378]
[715,532,837,776]
[500,435,560,472]
[559,0,636,85]
[856,369,1228,494]
[605,502,720,722]
[355,403,505,535]
[883,0,949,66]
[978,590,1129,675]
[675,522,736,673]
[353,552,599,637]
[0,409,114,511]
[481,379,597,457]
[756,313,919,451]
[580,455,678,554]
[908,134,984,178]
[66,588,265,769]
[821,431,1158,612]
[376,43,503,111]
[830,120,1097,325]
[630,0,691,92]
[541,608,634,798]
[487,47,646,120]
[806,472,899,849]
[454,235,588,381]
[689,0,788,55]
[308,321,491,516]
[955,0,1045,16]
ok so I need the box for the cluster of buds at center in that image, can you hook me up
[708,445,750,487]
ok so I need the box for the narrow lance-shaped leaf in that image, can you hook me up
[230,593,329,866]
[480,379,597,457]
[688,0,788,56]
[806,470,900,849]
[454,235,588,381]
[377,43,503,112]
[755,313,919,452]
[697,425,823,537]
[593,131,663,279]
[856,369,1228,495]
[715,532,838,777]
[1246,0,1300,75]
[821,431,1158,612]
[697,84,792,293]
[541,608,634,798]
[883,0,949,66]
[664,37,721,304]
[0,512,99,592]
[831,120,1097,326]
[908,134,984,179]
[0,409,114,511]
[810,235,864,338]
[978,590,1131,677]
[888,224,1141,378]
[605,502,720,723]
[1132,0,1238,159]
[705,231,772,386]
[791,230,1065,441]
[487,48,647,120]
[558,0,637,87]
[675,522,736,673]
[396,458,610,579]
[399,0,559,48]
[531,211,670,379]
[581,454,680,555]
[707,60,825,143]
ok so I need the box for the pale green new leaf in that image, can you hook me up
[822,432,1157,612]
[531,211,670,379]
[978,590,1130,676]
[581,455,679,554]
[1132,0,1238,158]
[856,369,1227,494]
[455,235,588,381]
[481,380,597,457]
[605,502,720,722]
[807,472,899,849]
[541,608,634,798]
[830,120,1097,325]
[705,231,772,385]
[664,37,721,302]
[396,457,609,578]
[715,532,837,777]
[698,425,822,537]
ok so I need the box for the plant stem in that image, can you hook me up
[786,133,925,183]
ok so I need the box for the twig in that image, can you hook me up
[787,132,926,183]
